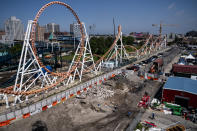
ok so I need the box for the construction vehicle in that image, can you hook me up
[166,124,185,131]
[138,92,150,108]
[150,58,163,73]
[152,21,177,37]
[164,102,182,116]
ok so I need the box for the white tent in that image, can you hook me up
[186,54,195,60]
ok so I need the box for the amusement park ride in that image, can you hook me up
[0,1,167,108]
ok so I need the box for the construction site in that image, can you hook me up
[1,45,196,131]
[0,1,197,131]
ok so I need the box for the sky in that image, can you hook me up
[0,0,197,35]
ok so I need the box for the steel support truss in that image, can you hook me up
[98,31,129,69]
[0,94,9,108]
[13,20,55,105]
[66,23,97,84]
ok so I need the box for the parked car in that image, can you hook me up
[126,65,140,71]
[139,61,146,66]
[142,60,149,64]
[138,62,144,67]
[151,57,157,62]
[151,56,158,61]
[152,55,158,59]
[146,58,153,63]
[158,53,163,56]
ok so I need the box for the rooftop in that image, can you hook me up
[164,77,197,95]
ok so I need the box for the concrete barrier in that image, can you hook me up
[0,69,122,127]
[0,115,6,122]
[15,110,22,118]
[6,112,15,120]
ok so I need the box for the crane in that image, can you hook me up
[152,21,177,36]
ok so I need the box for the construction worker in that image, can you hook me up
[152,112,155,119]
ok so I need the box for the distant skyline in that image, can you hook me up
[0,0,197,34]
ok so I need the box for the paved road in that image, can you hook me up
[126,46,183,131]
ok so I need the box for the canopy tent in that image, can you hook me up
[49,32,57,41]
[186,54,195,60]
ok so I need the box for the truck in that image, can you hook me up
[149,58,163,73]
[164,102,182,116]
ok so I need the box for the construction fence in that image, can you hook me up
[0,69,122,127]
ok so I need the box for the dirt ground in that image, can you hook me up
[0,73,162,131]
[0,46,185,131]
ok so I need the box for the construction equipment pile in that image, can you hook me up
[93,87,114,99]
[79,86,115,100]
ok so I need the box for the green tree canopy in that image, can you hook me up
[90,36,134,55]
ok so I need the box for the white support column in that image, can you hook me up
[0,94,9,108]
[13,20,54,104]
[66,22,96,84]
[104,30,129,67]
[120,33,123,63]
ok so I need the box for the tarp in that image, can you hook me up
[186,54,195,59]
[164,77,197,95]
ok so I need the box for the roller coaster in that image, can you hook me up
[0,1,166,109]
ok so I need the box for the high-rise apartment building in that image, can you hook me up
[35,23,46,41]
[46,23,60,33]
[39,26,46,41]
[4,16,24,41]
[70,24,74,35]
[70,23,81,37]
[0,30,5,40]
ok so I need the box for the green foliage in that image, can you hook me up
[186,30,197,37]
[0,44,9,53]
[9,44,22,54]
[90,36,134,55]
[135,123,143,130]
[135,122,149,131]
[61,52,74,61]
[125,47,135,52]
[90,36,112,55]
[93,55,100,61]
[122,36,134,45]
[61,55,73,61]
[167,42,175,46]
[134,42,144,49]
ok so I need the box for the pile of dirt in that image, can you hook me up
[0,74,162,131]
[130,82,145,93]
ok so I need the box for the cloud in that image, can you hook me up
[176,10,184,16]
[168,3,175,9]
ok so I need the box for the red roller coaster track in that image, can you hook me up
[0,1,122,95]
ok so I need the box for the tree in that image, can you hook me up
[122,36,134,45]
[90,37,105,55]
[90,36,134,55]
[104,36,113,52]
[9,44,22,54]
[186,31,197,37]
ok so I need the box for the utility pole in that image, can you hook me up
[113,18,116,39]
[159,21,162,36]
